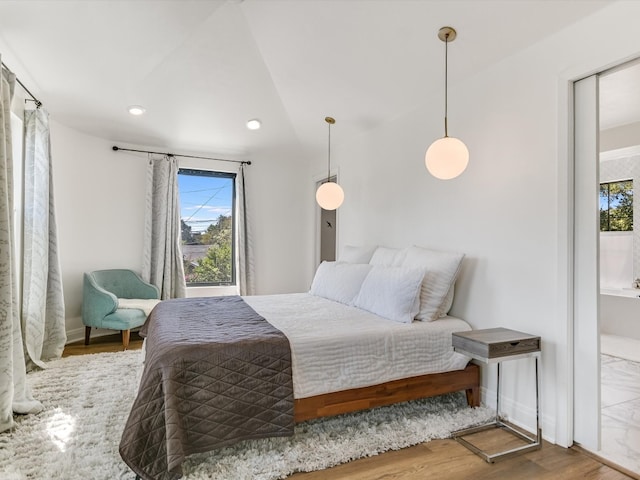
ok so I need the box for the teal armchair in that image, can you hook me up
[82,269,160,349]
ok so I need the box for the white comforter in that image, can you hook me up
[243,293,472,399]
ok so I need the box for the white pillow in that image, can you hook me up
[369,246,407,267]
[339,245,378,264]
[402,246,464,321]
[353,265,424,323]
[440,285,455,316]
[310,261,373,305]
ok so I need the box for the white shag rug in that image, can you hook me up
[0,350,494,480]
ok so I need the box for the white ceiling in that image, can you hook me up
[600,60,640,131]
[0,0,617,161]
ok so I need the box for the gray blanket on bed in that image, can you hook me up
[119,296,294,480]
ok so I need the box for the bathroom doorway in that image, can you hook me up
[574,59,640,473]
[597,60,640,473]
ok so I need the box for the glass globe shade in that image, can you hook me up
[316,181,344,210]
[425,136,469,180]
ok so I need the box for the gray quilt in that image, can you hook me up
[119,296,294,480]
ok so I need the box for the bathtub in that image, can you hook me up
[600,288,640,341]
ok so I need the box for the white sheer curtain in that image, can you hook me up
[142,154,186,299]
[0,61,42,433]
[21,107,66,371]
[237,163,254,295]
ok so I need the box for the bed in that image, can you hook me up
[119,245,478,480]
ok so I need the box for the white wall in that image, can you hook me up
[601,121,640,152]
[52,122,312,343]
[600,232,633,289]
[599,149,640,284]
[317,1,640,447]
[52,123,148,342]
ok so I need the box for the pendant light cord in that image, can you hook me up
[444,32,449,138]
[327,121,331,181]
[323,116,335,183]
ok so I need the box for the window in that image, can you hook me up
[178,169,236,286]
[600,180,633,232]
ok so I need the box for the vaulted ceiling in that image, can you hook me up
[0,1,616,161]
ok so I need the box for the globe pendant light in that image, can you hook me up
[316,116,344,210]
[425,26,469,180]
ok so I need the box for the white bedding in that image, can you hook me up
[243,293,472,399]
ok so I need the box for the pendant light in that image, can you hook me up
[316,116,344,210]
[425,26,469,180]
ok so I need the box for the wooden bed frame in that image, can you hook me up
[294,363,480,422]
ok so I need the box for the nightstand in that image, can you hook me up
[451,327,542,462]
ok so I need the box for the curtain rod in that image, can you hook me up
[112,146,251,165]
[1,61,42,108]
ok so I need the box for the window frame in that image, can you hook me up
[178,168,237,287]
[599,179,633,232]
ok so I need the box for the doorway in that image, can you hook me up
[317,175,337,263]
[597,61,640,474]
[574,60,640,473]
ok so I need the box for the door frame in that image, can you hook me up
[563,56,640,449]
[313,170,340,269]
[572,74,601,452]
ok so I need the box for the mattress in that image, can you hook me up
[243,292,472,399]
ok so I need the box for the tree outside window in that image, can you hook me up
[600,180,633,232]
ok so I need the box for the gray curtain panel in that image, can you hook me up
[142,154,186,300]
[21,108,66,371]
[237,163,254,295]
[0,60,42,434]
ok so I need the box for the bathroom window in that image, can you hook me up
[600,180,633,231]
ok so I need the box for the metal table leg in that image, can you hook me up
[452,354,542,463]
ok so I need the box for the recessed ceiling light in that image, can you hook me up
[246,119,261,130]
[128,105,146,116]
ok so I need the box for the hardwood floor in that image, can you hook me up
[63,334,638,480]
[62,330,144,356]
[290,440,631,480]
[290,430,638,480]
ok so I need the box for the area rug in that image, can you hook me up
[0,350,494,480]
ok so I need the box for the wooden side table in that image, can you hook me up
[451,327,542,462]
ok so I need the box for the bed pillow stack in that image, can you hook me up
[339,244,378,264]
[309,261,373,305]
[352,265,424,323]
[401,246,464,321]
[368,246,407,266]
[312,244,464,323]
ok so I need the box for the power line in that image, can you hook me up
[181,186,230,195]
[185,191,230,222]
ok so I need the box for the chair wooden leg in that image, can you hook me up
[84,326,92,345]
[122,329,130,351]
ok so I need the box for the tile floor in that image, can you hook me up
[600,352,640,474]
